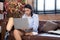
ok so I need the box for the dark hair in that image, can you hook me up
[24,4,33,17]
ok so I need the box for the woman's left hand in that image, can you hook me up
[25,32,33,36]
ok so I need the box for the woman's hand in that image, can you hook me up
[22,28,33,32]
[25,32,33,36]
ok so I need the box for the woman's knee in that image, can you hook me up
[14,29,19,33]
[13,29,23,36]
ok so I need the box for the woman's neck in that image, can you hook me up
[26,14,31,17]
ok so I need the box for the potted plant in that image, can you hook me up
[4,0,25,18]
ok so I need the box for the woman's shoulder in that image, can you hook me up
[33,14,38,17]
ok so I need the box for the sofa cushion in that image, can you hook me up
[38,21,46,33]
[40,21,58,32]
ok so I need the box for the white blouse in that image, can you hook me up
[22,13,39,32]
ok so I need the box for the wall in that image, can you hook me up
[25,0,34,7]
[39,14,60,21]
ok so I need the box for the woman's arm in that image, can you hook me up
[6,17,14,31]
[32,14,39,32]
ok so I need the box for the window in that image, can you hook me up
[57,0,60,10]
[56,0,60,13]
[0,2,3,10]
[38,0,44,11]
[45,0,55,10]
[35,0,60,14]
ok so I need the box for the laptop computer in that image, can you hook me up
[14,18,30,30]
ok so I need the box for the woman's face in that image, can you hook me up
[24,8,31,16]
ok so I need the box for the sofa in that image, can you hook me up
[1,20,60,40]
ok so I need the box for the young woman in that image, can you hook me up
[6,4,39,40]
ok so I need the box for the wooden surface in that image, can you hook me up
[23,35,60,40]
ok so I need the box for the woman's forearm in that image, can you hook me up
[6,17,14,31]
